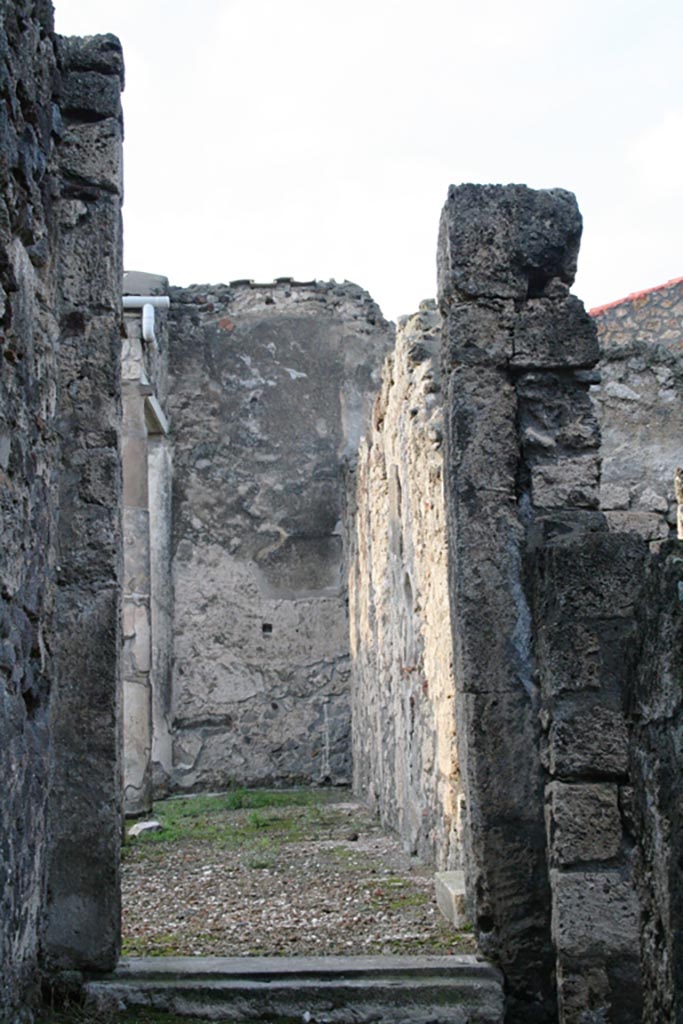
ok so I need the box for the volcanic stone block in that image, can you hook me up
[530,454,600,509]
[441,298,515,368]
[546,782,622,865]
[548,704,629,779]
[510,295,598,369]
[437,183,582,305]
[551,871,639,958]
[60,119,123,194]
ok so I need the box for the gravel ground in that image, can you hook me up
[122,791,474,959]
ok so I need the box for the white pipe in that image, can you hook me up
[122,295,170,348]
[122,296,170,309]
[141,303,155,344]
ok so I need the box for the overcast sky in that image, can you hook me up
[55,0,683,322]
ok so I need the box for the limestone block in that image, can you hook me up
[123,507,151,594]
[548,705,629,778]
[510,296,598,369]
[546,782,622,865]
[530,455,600,509]
[437,183,582,305]
[122,435,149,508]
[60,119,123,195]
[128,820,162,838]
[435,871,469,927]
[551,870,640,958]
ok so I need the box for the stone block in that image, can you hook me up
[546,782,622,865]
[60,70,122,119]
[123,508,151,595]
[600,482,631,510]
[59,33,125,83]
[123,435,149,508]
[441,298,514,368]
[548,704,629,778]
[532,532,647,620]
[530,454,600,509]
[123,270,170,295]
[437,183,582,305]
[58,196,122,312]
[434,871,469,927]
[605,509,669,542]
[517,370,600,453]
[510,295,599,369]
[60,118,123,195]
[551,870,640,959]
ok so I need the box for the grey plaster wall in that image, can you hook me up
[0,6,124,1017]
[592,279,683,545]
[165,280,393,791]
[348,301,463,870]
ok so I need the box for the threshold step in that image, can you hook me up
[84,954,504,1023]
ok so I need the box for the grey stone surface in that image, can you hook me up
[348,303,463,869]
[592,281,683,548]
[437,183,582,303]
[439,184,587,1024]
[84,955,505,1023]
[0,5,122,1017]
[546,783,622,865]
[165,280,393,791]
[435,872,469,927]
[628,542,683,1024]
[42,27,124,976]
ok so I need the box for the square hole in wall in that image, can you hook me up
[262,622,273,634]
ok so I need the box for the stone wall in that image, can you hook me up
[592,278,683,545]
[42,30,124,975]
[0,4,124,1017]
[165,280,393,792]
[437,184,642,1023]
[348,301,462,869]
[0,5,61,1014]
[628,542,683,1023]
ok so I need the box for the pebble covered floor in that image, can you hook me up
[121,790,474,958]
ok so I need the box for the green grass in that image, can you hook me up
[123,788,336,855]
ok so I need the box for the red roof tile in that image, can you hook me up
[589,276,683,317]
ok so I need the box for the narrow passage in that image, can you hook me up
[122,789,473,958]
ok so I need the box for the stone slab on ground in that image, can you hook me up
[84,954,505,1023]
[435,872,469,928]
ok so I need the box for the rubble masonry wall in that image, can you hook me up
[0,4,124,1016]
[347,301,463,870]
[164,280,393,792]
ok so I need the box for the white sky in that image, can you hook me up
[55,0,683,322]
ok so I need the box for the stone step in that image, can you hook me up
[84,954,504,1023]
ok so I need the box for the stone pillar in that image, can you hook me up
[148,429,174,792]
[628,543,683,1023]
[121,316,154,816]
[438,184,643,1022]
[43,33,124,972]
